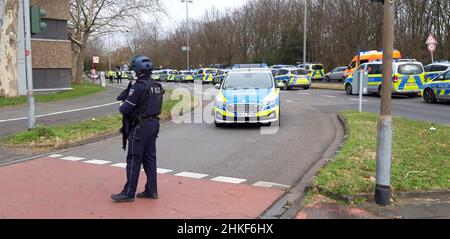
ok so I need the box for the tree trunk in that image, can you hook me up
[0,0,19,97]
[74,36,88,84]
[71,45,80,83]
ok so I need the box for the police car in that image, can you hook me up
[194,68,218,84]
[424,61,450,82]
[344,59,426,97]
[422,70,450,103]
[181,70,195,83]
[274,67,311,90]
[298,63,326,81]
[159,69,178,82]
[214,66,282,127]
[213,69,230,85]
[151,70,162,81]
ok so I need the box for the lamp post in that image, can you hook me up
[303,0,307,65]
[181,0,193,70]
[108,33,111,71]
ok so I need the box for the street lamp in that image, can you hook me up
[303,0,307,65]
[181,0,193,70]
[108,33,111,71]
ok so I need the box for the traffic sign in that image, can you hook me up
[93,56,100,64]
[425,34,437,45]
[428,44,436,52]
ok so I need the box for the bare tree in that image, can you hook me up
[69,0,162,83]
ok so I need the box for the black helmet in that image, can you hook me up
[130,55,154,74]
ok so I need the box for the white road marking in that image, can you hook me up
[84,159,112,165]
[299,93,311,96]
[322,95,337,98]
[157,168,173,174]
[48,154,63,158]
[253,181,290,189]
[175,172,208,179]
[349,98,367,102]
[111,163,127,168]
[211,176,247,184]
[0,102,120,123]
[286,100,293,103]
[60,156,85,162]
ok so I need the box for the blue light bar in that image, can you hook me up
[233,63,268,69]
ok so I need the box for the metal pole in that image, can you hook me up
[186,0,191,70]
[375,0,394,206]
[23,0,35,130]
[431,51,434,63]
[108,33,111,71]
[303,0,307,65]
[359,70,363,113]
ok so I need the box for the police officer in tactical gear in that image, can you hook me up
[112,55,164,203]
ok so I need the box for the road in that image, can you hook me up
[0,82,448,218]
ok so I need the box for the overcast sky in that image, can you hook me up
[159,0,249,31]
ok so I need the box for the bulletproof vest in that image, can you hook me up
[134,80,164,117]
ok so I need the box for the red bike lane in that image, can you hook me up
[0,157,283,219]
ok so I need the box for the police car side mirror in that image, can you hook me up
[214,84,221,89]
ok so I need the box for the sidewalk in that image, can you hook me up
[0,157,283,219]
[296,194,450,219]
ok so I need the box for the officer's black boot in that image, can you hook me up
[137,192,159,200]
[111,192,135,202]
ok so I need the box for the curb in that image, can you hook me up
[260,113,346,219]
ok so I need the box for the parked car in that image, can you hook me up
[325,66,347,82]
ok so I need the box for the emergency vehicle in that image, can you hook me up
[274,67,311,90]
[298,63,326,81]
[194,68,218,84]
[181,70,195,83]
[214,66,281,127]
[344,50,402,79]
[213,69,230,85]
[151,70,162,81]
[424,61,450,82]
[160,69,177,82]
[422,70,450,103]
[344,59,426,97]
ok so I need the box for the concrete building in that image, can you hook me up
[14,0,71,95]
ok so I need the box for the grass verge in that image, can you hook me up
[3,97,184,149]
[313,111,450,202]
[0,83,105,108]
[311,82,344,91]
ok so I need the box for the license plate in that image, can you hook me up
[239,113,255,117]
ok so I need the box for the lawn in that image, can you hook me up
[4,98,182,149]
[0,83,105,108]
[313,111,450,201]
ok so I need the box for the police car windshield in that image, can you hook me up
[312,65,324,70]
[206,69,216,74]
[291,70,308,75]
[223,73,273,90]
[398,64,423,75]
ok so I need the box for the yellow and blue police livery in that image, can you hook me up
[424,61,450,82]
[214,67,281,127]
[274,67,311,90]
[159,69,177,82]
[213,69,230,85]
[298,63,326,81]
[422,70,450,103]
[344,60,426,97]
[194,68,218,84]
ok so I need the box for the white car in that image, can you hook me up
[325,66,347,82]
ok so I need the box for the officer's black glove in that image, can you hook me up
[116,81,133,102]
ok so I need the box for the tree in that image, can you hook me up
[69,0,162,83]
[0,0,19,97]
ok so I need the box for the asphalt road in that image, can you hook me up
[2,82,449,188]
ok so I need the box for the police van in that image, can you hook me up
[422,70,450,103]
[214,66,281,127]
[424,61,450,82]
[344,59,426,97]
[298,63,326,81]
[160,69,177,82]
[194,68,218,84]
[181,70,195,83]
[274,67,311,90]
[151,70,162,81]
